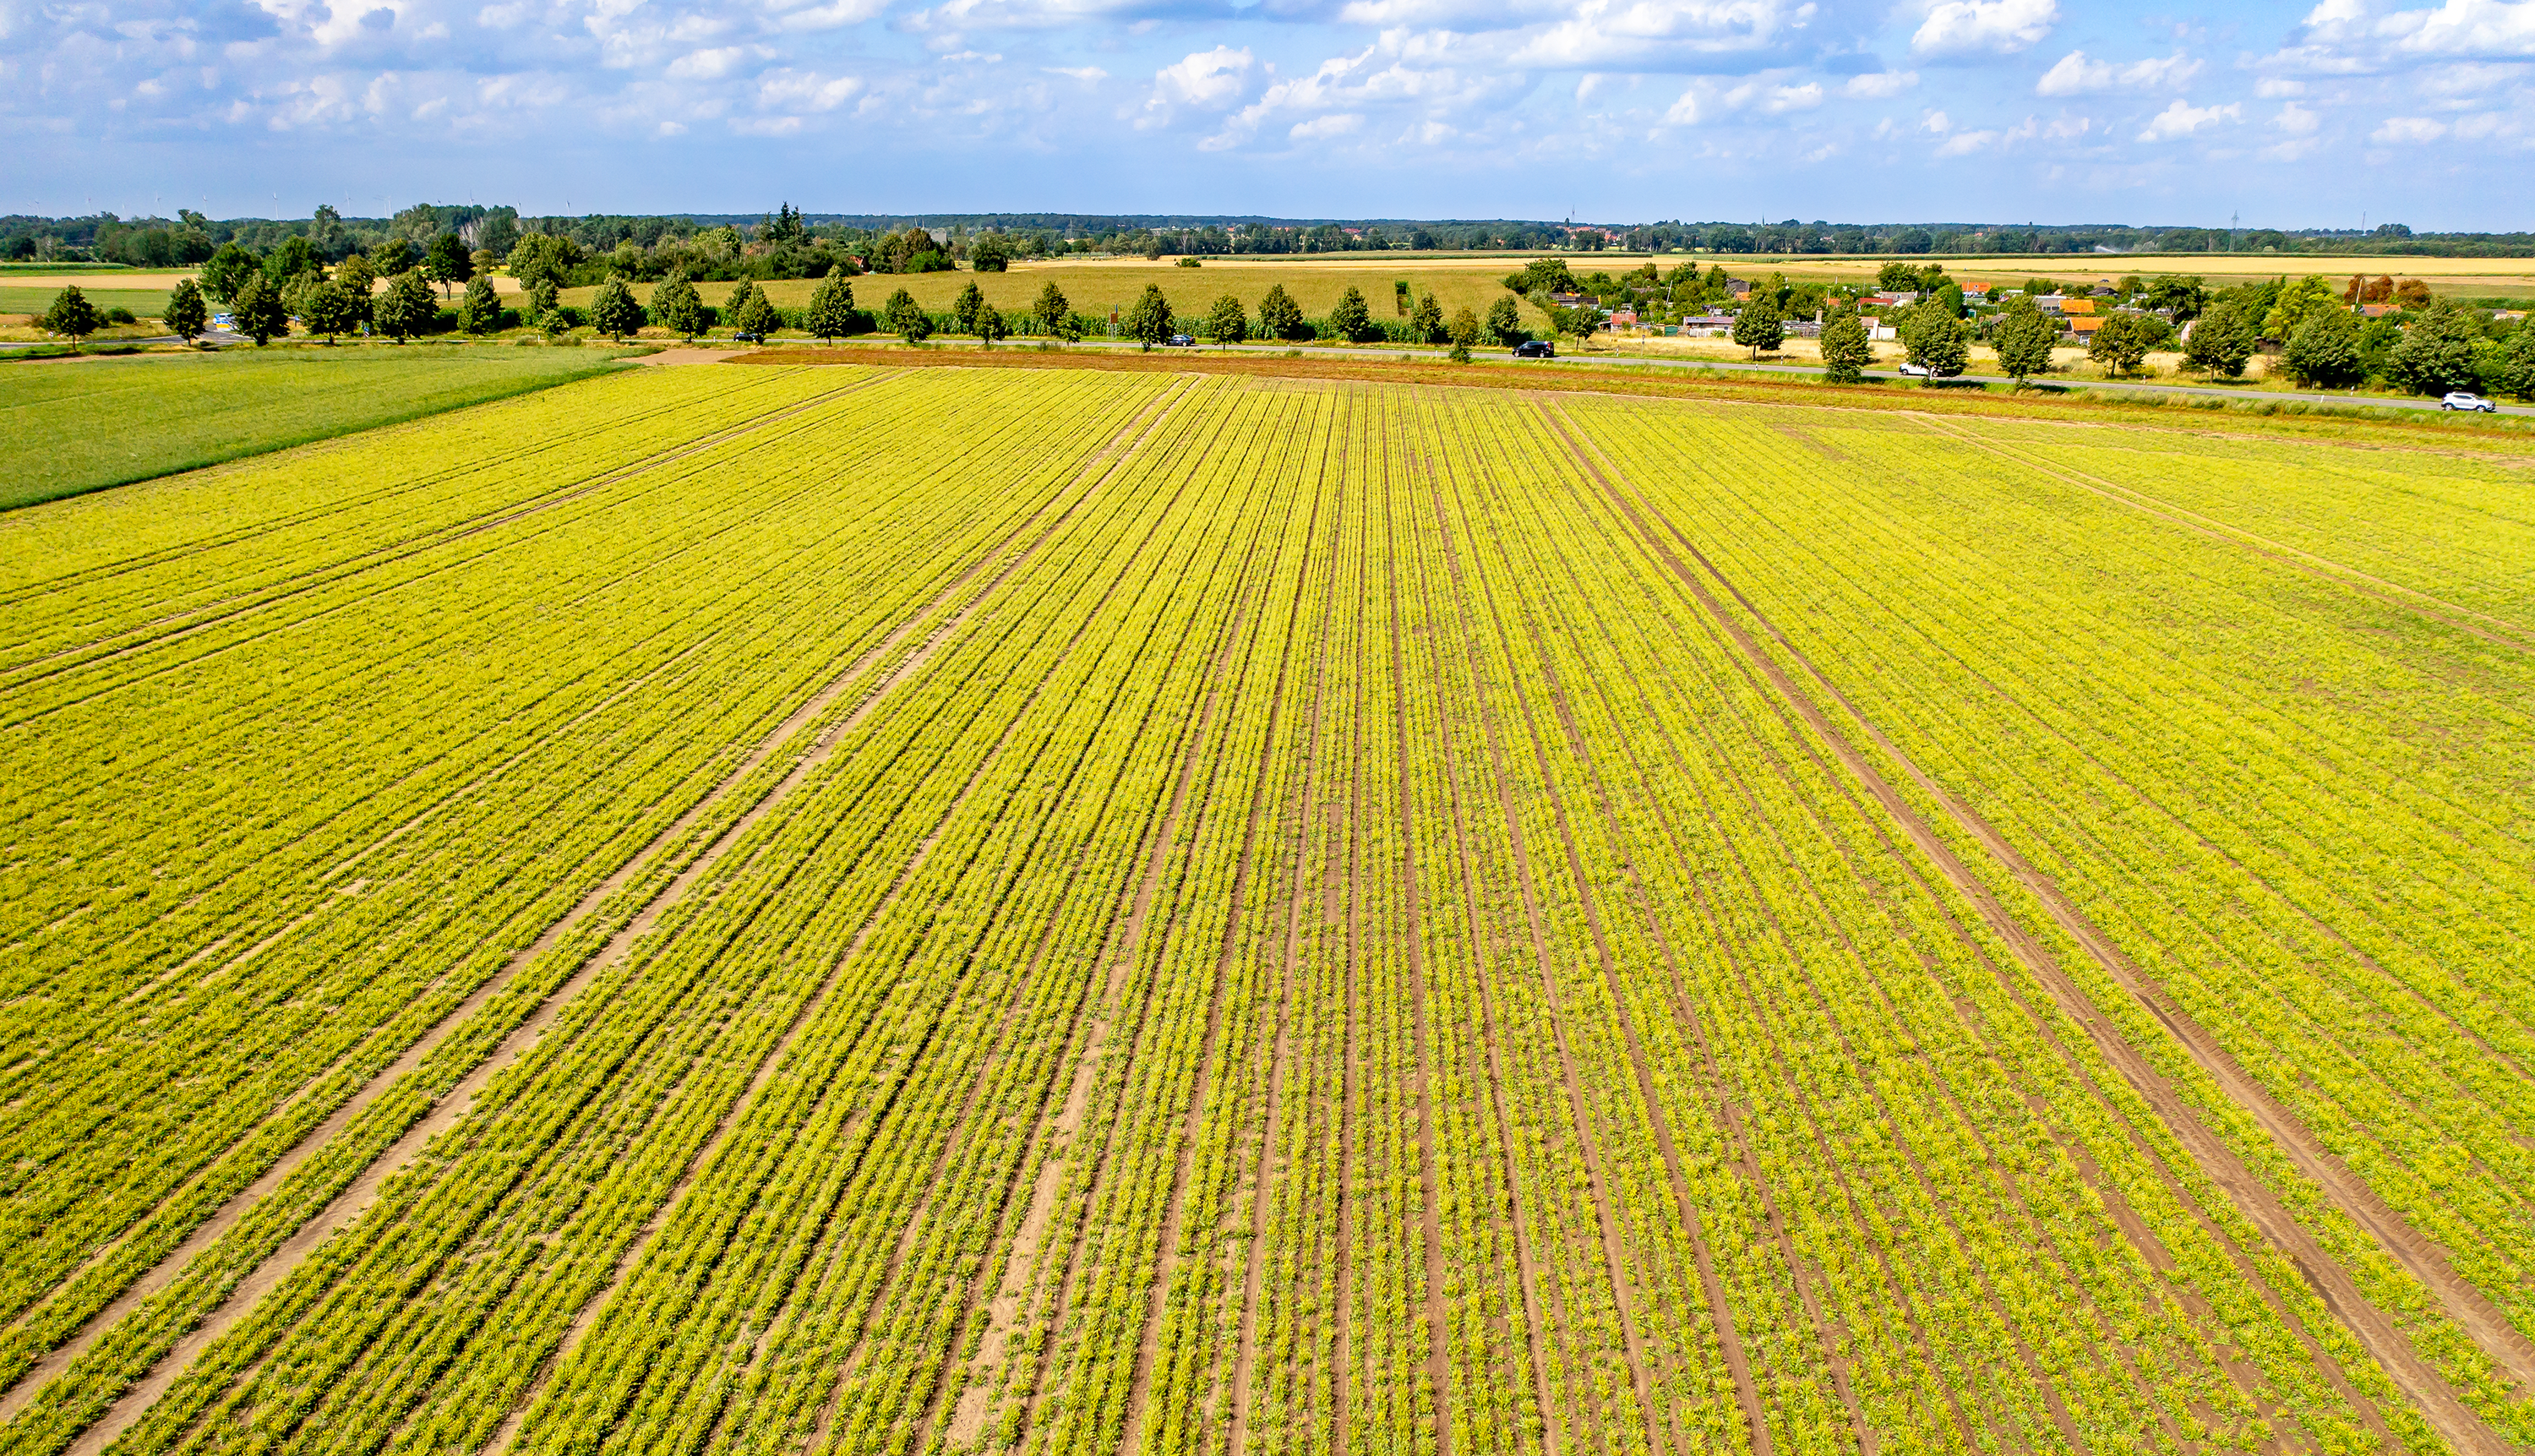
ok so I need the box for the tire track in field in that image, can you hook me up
[1420,457,1670,1456]
[1115,450,1320,1456]
[1438,439,1769,1456]
[0,371,898,698]
[1378,439,1454,1456]
[0,375,1197,1447]
[1544,405,2527,1456]
[1907,412,2535,654]
[1223,431,1344,1456]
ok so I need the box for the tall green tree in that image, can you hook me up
[977,307,1010,345]
[425,233,473,298]
[371,237,415,276]
[1818,307,1871,383]
[1731,299,1784,359]
[1992,298,2058,384]
[2261,275,2341,341]
[163,277,209,344]
[371,270,436,342]
[38,286,103,348]
[2388,297,2485,395]
[1447,305,1480,364]
[1328,286,1377,344]
[650,273,708,341]
[334,253,376,326]
[951,279,986,335]
[232,273,290,345]
[1122,284,1175,350]
[1900,305,1969,376]
[2183,303,2256,379]
[968,233,1012,271]
[1205,294,1248,346]
[763,202,807,248]
[723,281,768,339]
[733,288,780,342]
[262,236,319,286]
[1257,284,1306,341]
[200,243,260,305]
[883,288,932,344]
[2503,325,2535,401]
[2281,308,2364,388]
[1410,291,1446,344]
[1484,297,1524,346]
[590,278,644,342]
[804,274,856,341]
[1033,281,1070,335]
[461,275,504,335]
[302,281,358,343]
[2086,313,2154,378]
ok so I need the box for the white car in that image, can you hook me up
[1896,362,1933,377]
[2440,391,2496,412]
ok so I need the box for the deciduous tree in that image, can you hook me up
[1329,286,1378,343]
[2182,302,2255,379]
[1033,281,1069,335]
[163,278,209,344]
[590,277,645,342]
[1900,304,1968,376]
[201,243,260,305]
[1206,294,1248,345]
[1257,284,1306,341]
[38,285,102,347]
[951,279,986,335]
[650,273,708,341]
[1992,298,2057,384]
[1410,291,1445,344]
[1731,298,1784,359]
[2388,296,2483,395]
[733,287,780,342]
[2086,312,2155,377]
[883,287,932,344]
[372,270,435,342]
[1485,297,1524,346]
[2281,308,2364,388]
[1818,307,1871,383]
[1122,284,1175,350]
[232,272,290,345]
[461,275,504,335]
[425,233,473,297]
[805,273,856,341]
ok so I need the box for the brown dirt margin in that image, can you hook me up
[0,376,1195,1454]
[1538,401,2526,1456]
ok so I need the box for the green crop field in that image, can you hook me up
[0,346,641,510]
[4,361,2533,1456]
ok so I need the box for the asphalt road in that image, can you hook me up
[1066,336,2533,417]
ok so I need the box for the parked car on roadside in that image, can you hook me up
[1167,333,1194,347]
[2442,391,2496,412]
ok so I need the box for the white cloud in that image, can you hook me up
[1289,110,1363,138]
[755,67,861,110]
[1935,126,1998,153]
[1922,106,1949,129]
[2032,47,2200,94]
[2254,75,2306,95]
[1842,68,1916,96]
[665,46,756,79]
[2276,99,2319,131]
[1509,0,1821,70]
[2372,112,2448,139]
[2137,96,2237,139]
[1044,64,1106,79]
[1149,44,1251,108]
[1911,0,2057,57]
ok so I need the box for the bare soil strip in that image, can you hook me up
[1542,406,2524,1456]
[1380,463,1454,1456]
[1421,466,1670,1456]
[1908,412,2535,652]
[3,372,898,699]
[4,379,1194,1450]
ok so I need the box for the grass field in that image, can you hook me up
[0,346,641,510]
[4,360,2534,1456]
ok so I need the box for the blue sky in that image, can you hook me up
[6,0,2531,228]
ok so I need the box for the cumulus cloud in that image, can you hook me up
[2137,96,2237,139]
[1842,68,1916,96]
[2372,112,2448,139]
[2275,99,2319,131]
[1149,44,1251,109]
[1911,0,2057,57]
[2032,48,2200,94]
[1508,0,1822,71]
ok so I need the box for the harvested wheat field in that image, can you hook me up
[5,362,2535,1456]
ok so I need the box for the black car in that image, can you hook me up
[1167,333,1195,347]
[1513,340,1555,358]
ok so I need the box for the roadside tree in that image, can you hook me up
[1731,298,1784,359]
[461,275,504,335]
[425,233,473,297]
[1485,297,1524,346]
[2281,308,2364,388]
[303,282,359,343]
[977,307,1009,345]
[1818,307,1871,382]
[733,286,781,341]
[2183,303,2254,378]
[38,286,102,348]
[201,243,260,304]
[2504,325,2535,401]
[232,273,291,345]
[1258,284,1307,341]
[952,279,986,335]
[163,278,209,344]
[2086,313,2155,377]
[1992,299,2057,384]
[1033,281,1070,335]
[2388,297,2483,395]
[590,278,645,342]
[1329,286,1379,343]
[804,274,856,341]
[1901,304,1969,376]
[1447,305,1480,364]
[650,273,708,341]
[884,287,932,344]
[1122,284,1175,350]
[1206,294,1248,345]
[1410,291,1446,344]
[372,270,436,342]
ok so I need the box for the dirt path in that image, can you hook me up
[1545,407,2522,1456]
[1908,412,2535,653]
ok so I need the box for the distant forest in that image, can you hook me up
[7,202,2531,269]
